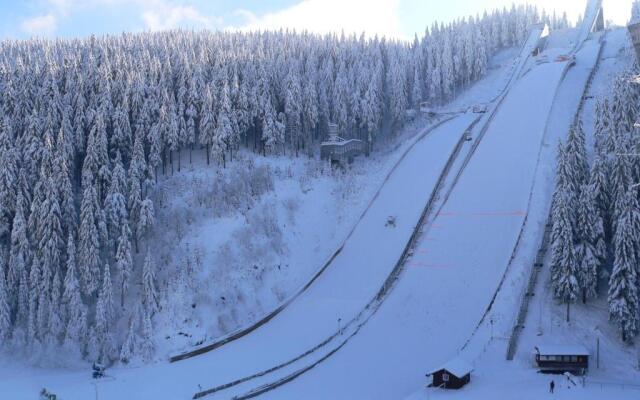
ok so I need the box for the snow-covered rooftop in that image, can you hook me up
[534,345,590,356]
[427,358,474,378]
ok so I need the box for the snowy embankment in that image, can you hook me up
[148,119,436,356]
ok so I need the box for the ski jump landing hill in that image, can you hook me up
[0,2,607,400]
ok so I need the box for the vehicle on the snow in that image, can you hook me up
[472,104,487,114]
[385,216,396,228]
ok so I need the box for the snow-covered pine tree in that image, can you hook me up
[111,103,132,161]
[115,223,132,308]
[199,86,215,165]
[284,66,303,155]
[7,193,29,313]
[301,75,319,153]
[27,255,41,344]
[45,269,63,353]
[566,122,589,185]
[551,189,580,322]
[62,234,87,355]
[166,102,180,175]
[589,153,611,241]
[142,251,158,316]
[0,260,11,342]
[609,189,640,342]
[575,185,600,303]
[137,198,154,249]
[610,144,632,233]
[140,304,154,362]
[185,102,197,164]
[95,263,116,362]
[79,182,101,296]
[213,84,233,167]
[105,152,128,255]
[129,131,147,183]
[119,309,139,364]
[55,134,78,238]
[0,116,18,238]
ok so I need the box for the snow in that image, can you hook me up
[250,26,572,400]
[576,0,604,51]
[148,118,438,356]
[427,358,474,377]
[0,113,480,400]
[535,345,590,356]
[404,26,640,400]
[3,17,639,400]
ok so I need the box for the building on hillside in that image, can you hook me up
[534,345,589,375]
[320,123,365,166]
[426,358,473,389]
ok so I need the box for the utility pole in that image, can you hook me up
[92,382,99,400]
[490,318,494,341]
[596,337,600,369]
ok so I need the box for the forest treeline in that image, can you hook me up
[551,72,640,343]
[0,4,566,363]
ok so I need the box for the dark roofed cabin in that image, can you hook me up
[426,358,473,389]
[535,345,589,375]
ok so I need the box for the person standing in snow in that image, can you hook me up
[550,380,555,393]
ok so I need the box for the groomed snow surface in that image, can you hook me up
[407,27,640,400]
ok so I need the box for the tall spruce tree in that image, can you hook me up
[609,189,640,342]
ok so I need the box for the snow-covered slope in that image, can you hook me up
[0,113,481,400]
[252,30,575,400]
[405,27,640,400]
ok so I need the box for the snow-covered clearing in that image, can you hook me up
[147,117,440,356]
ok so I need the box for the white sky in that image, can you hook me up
[237,0,633,40]
[4,0,636,40]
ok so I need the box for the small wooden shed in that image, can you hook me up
[426,358,473,389]
[534,345,589,375]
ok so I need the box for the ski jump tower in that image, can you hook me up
[589,0,605,33]
[628,1,640,62]
[577,0,604,46]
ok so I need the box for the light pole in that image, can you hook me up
[338,318,342,335]
[490,318,494,341]
[92,382,99,400]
